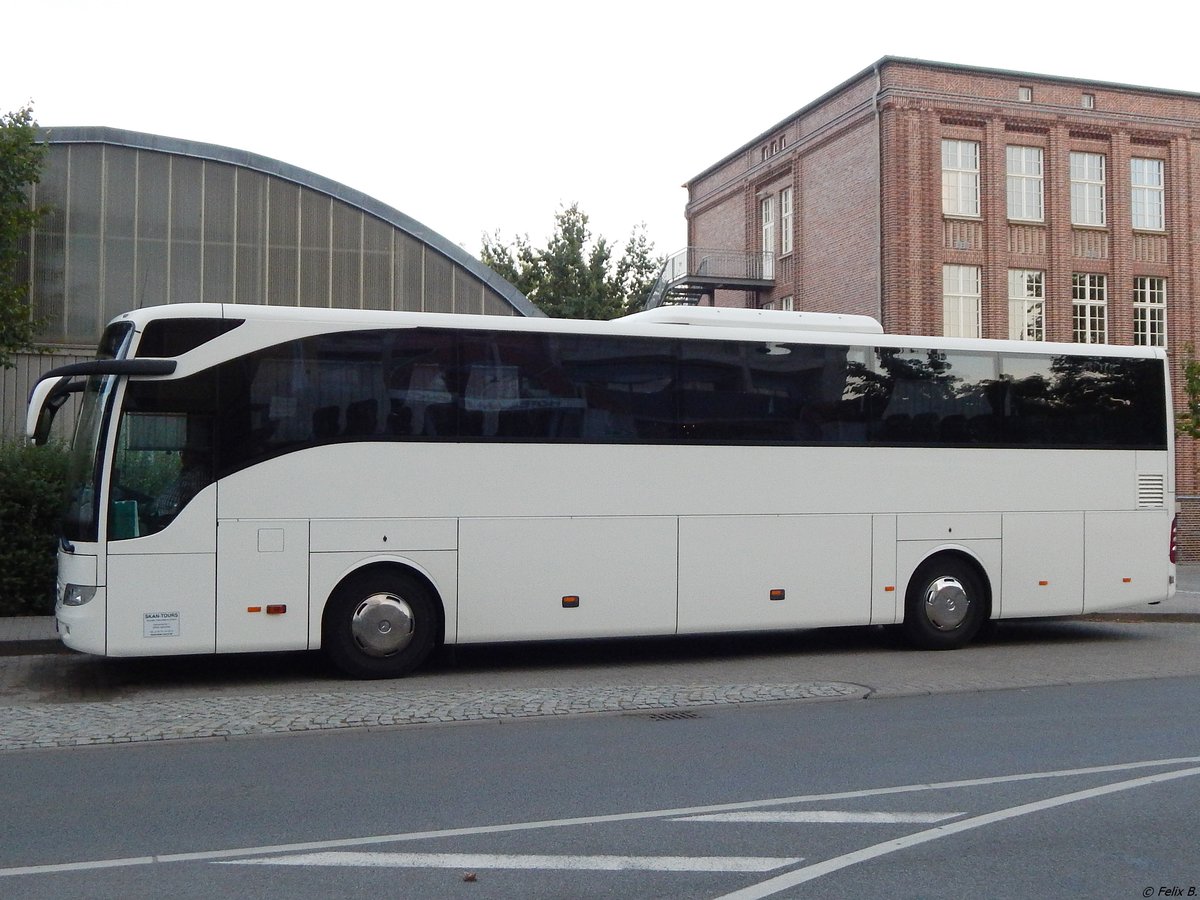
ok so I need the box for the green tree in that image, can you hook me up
[481,204,663,319]
[1176,342,1200,439]
[0,104,46,369]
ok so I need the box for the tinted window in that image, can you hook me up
[117,328,1166,487]
[136,317,244,358]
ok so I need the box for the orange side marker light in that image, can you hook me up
[266,604,287,615]
[247,606,262,613]
[769,589,785,602]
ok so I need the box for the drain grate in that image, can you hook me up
[641,710,704,721]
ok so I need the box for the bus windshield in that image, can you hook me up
[61,322,134,544]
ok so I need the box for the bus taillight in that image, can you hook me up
[1170,514,1178,564]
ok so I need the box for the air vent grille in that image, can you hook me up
[1137,474,1165,509]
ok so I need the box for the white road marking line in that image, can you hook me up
[5,753,1200,878]
[223,852,801,872]
[713,764,1200,900]
[0,857,156,878]
[676,811,963,824]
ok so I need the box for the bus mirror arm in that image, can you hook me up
[25,358,177,445]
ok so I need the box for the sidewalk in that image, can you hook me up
[4,567,1199,655]
[0,615,59,656]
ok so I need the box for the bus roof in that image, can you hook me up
[109,303,1167,362]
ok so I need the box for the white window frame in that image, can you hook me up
[778,296,795,312]
[1133,276,1166,347]
[760,196,775,279]
[942,265,981,338]
[1007,269,1044,341]
[941,140,980,218]
[779,188,793,255]
[1070,152,1106,227]
[1006,146,1043,222]
[1072,273,1108,344]
[1131,158,1165,231]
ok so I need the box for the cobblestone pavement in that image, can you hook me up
[3,617,1200,752]
[0,682,863,751]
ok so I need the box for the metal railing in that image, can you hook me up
[642,248,775,310]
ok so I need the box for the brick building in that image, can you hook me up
[676,57,1200,558]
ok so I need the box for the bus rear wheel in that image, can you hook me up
[902,556,987,651]
[323,569,438,678]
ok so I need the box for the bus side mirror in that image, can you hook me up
[26,376,76,446]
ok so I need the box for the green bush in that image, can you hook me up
[0,441,69,616]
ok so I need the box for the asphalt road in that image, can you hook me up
[2,675,1199,898]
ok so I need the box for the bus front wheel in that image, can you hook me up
[902,556,987,651]
[323,569,439,678]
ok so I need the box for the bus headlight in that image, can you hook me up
[62,584,97,607]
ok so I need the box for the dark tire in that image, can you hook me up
[901,556,987,651]
[322,568,439,678]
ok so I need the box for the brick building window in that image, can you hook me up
[1008,269,1044,341]
[1072,273,1108,343]
[943,265,981,338]
[1018,86,1033,102]
[780,188,793,255]
[760,196,775,278]
[1133,276,1166,346]
[941,140,980,217]
[1006,146,1044,222]
[1131,158,1165,231]
[778,296,795,311]
[1070,152,1106,226]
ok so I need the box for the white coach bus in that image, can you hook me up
[27,303,1176,677]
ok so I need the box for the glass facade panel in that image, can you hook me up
[171,156,204,244]
[267,179,299,305]
[331,200,362,309]
[171,155,204,305]
[103,148,138,326]
[66,235,100,340]
[484,290,514,316]
[396,231,423,311]
[68,145,104,237]
[136,152,170,308]
[424,252,453,313]
[454,269,481,314]
[203,162,236,303]
[25,141,530,348]
[235,169,267,304]
[34,149,68,340]
[362,215,392,310]
[299,189,330,308]
[104,147,136,240]
[103,236,134,332]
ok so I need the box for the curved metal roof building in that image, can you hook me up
[26,126,540,350]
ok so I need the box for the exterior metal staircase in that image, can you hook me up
[641,248,775,310]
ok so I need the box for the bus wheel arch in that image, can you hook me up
[901,551,991,651]
[321,562,444,678]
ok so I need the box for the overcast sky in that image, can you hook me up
[5,1,1198,263]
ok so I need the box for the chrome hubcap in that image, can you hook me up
[923,576,969,630]
[351,593,415,657]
